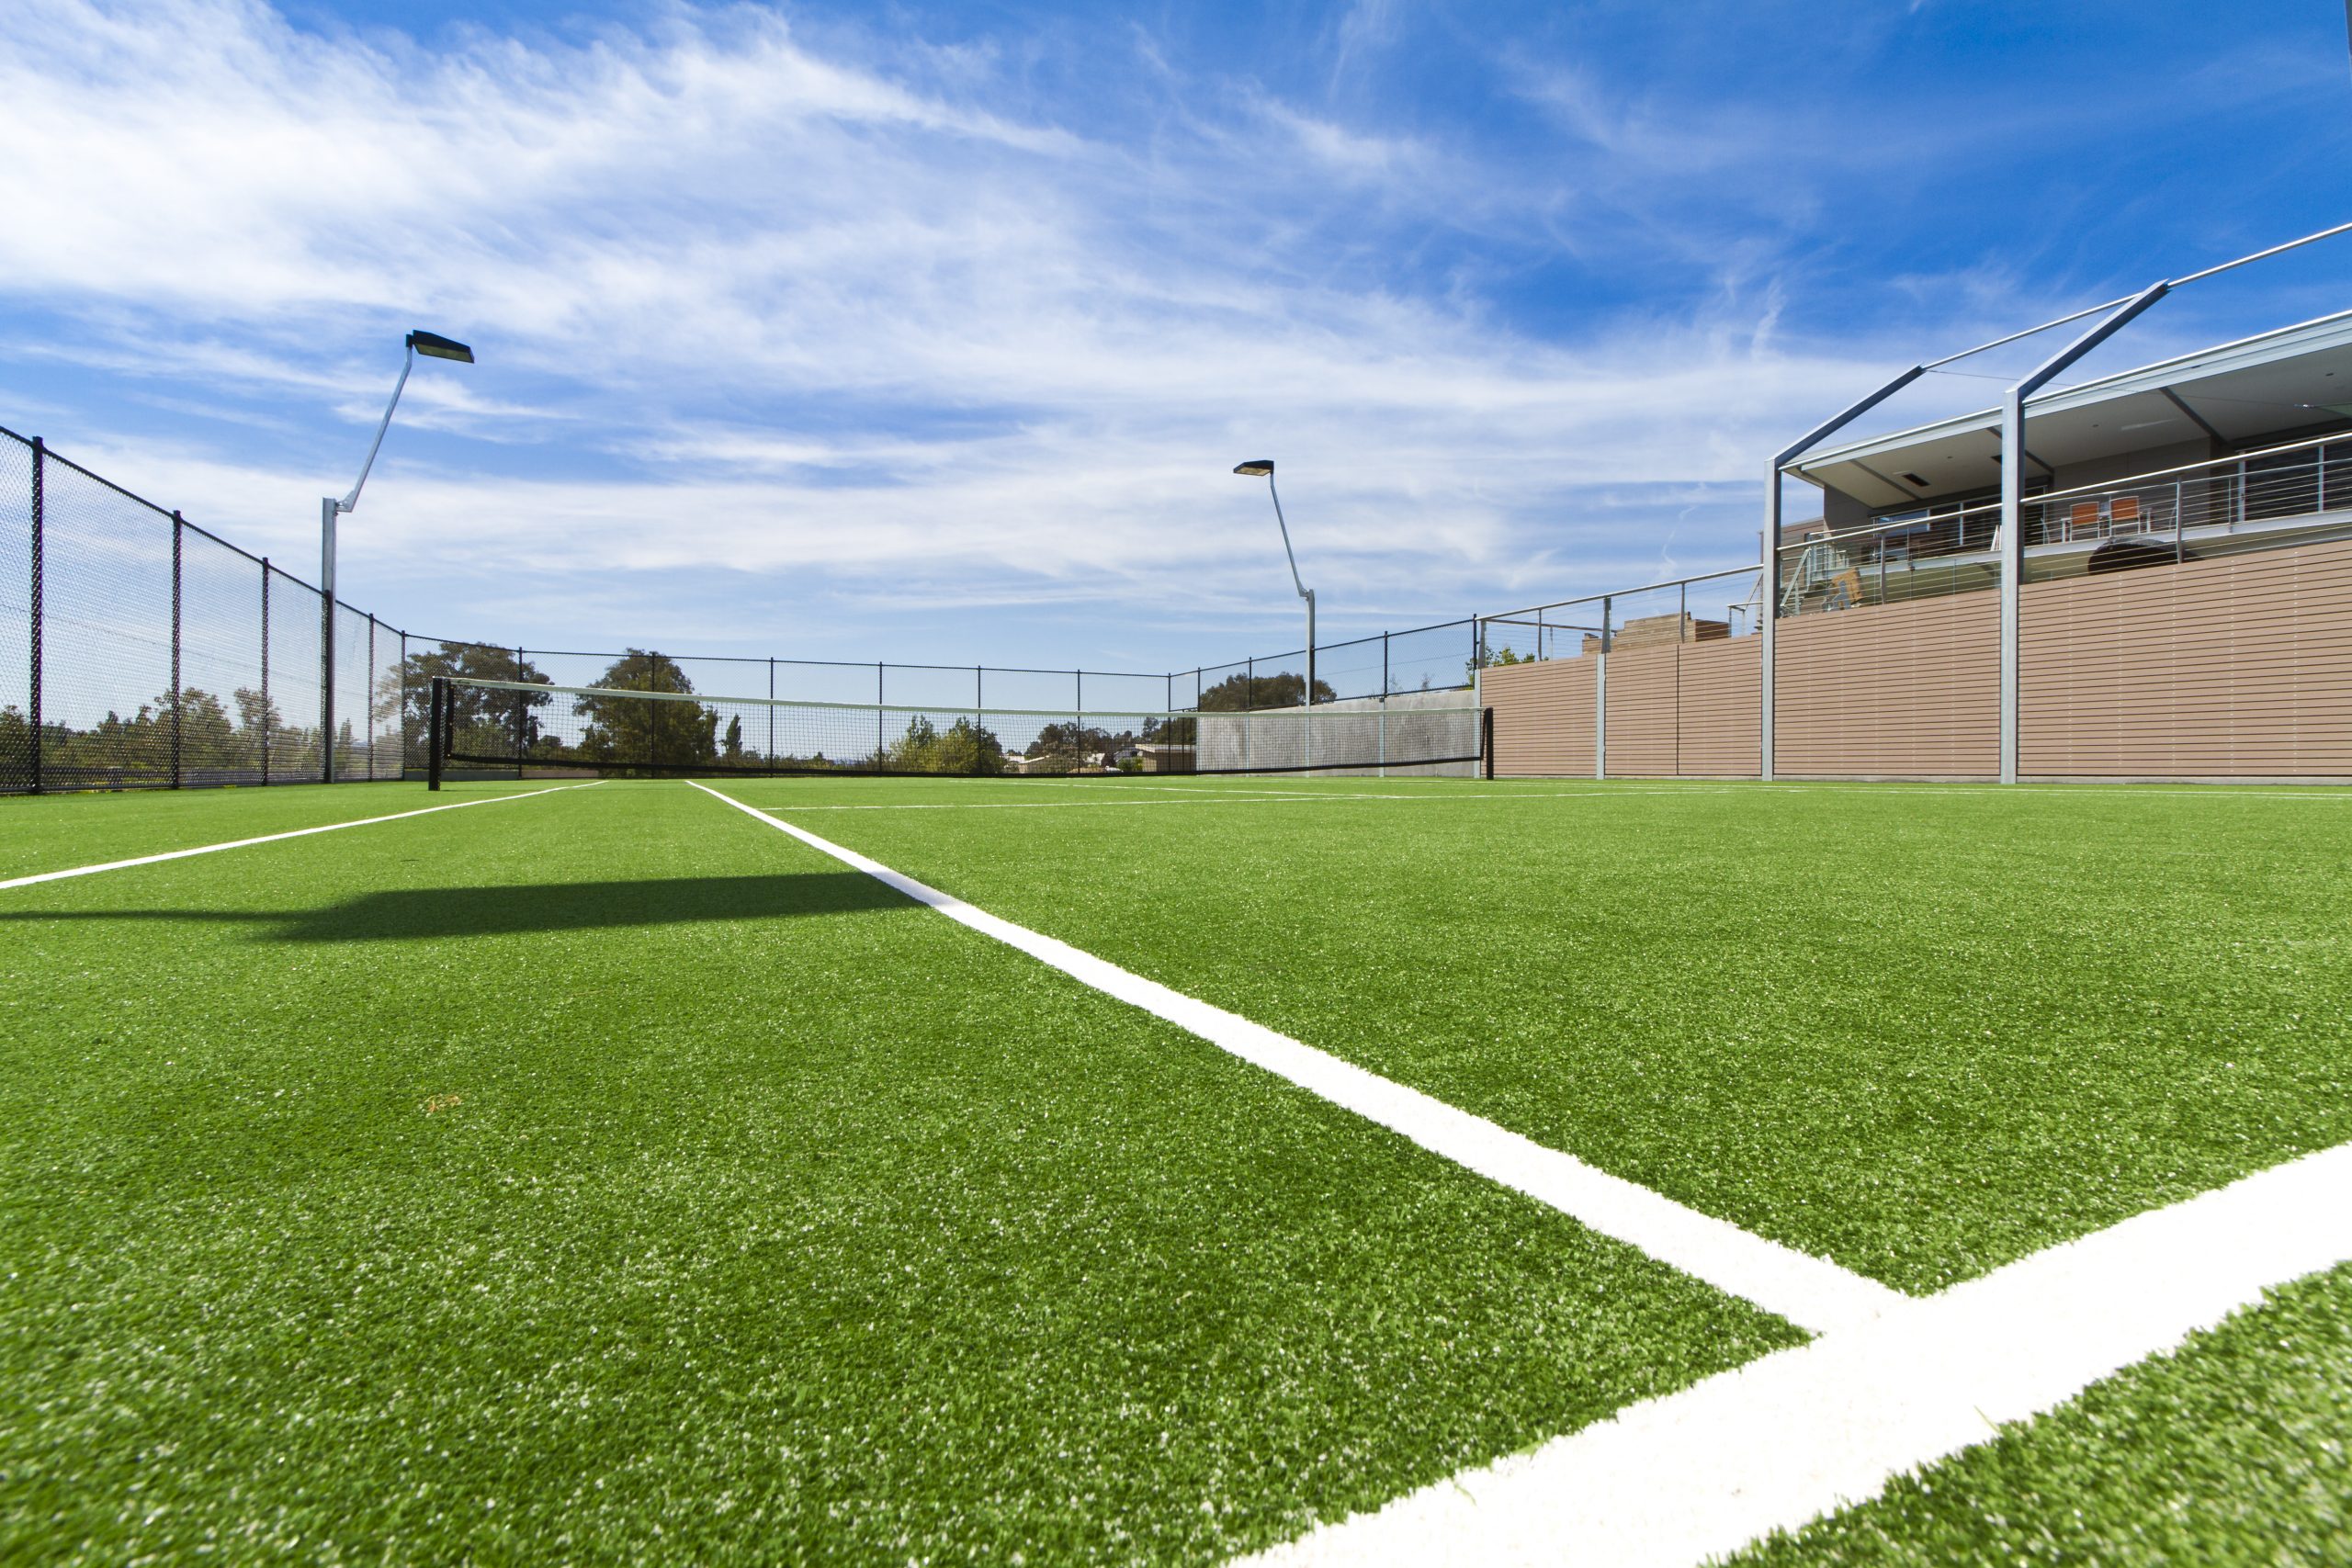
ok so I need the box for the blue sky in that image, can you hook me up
[4,0,2349,679]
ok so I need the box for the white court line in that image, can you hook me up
[687,779,1900,1336]
[0,782,605,891]
[1239,1138,2352,1568]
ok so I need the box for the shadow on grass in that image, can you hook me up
[2,873,912,942]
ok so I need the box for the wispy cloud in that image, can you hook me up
[4,0,2340,671]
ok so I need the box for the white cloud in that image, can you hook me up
[0,0,1999,667]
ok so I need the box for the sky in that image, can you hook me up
[4,0,2350,680]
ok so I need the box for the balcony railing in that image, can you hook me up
[1780,430,2352,615]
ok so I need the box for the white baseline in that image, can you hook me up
[0,782,605,891]
[687,779,1899,1337]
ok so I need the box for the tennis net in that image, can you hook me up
[427,676,1485,784]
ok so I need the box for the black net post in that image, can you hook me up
[28,437,42,795]
[1382,631,1390,698]
[258,558,270,784]
[1482,705,1495,779]
[170,511,184,788]
[427,674,447,791]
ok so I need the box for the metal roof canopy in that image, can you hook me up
[1791,310,2352,509]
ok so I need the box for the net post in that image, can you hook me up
[1482,705,1495,780]
[427,674,446,791]
[170,510,184,789]
[27,437,42,795]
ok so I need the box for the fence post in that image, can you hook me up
[170,512,185,788]
[768,656,775,774]
[363,615,377,779]
[514,647,526,780]
[1595,595,1611,781]
[28,437,42,795]
[876,661,885,767]
[259,559,270,784]
[427,674,446,792]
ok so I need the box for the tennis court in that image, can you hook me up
[4,774,2348,1564]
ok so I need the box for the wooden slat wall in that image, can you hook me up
[1485,639,1763,777]
[1678,637,1762,776]
[1774,592,2000,778]
[1484,656,1595,776]
[2021,536,2352,777]
[1603,645,1679,775]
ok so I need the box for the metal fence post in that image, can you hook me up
[258,559,271,784]
[28,437,42,795]
[1595,594,1611,781]
[514,647,526,780]
[427,674,446,792]
[170,512,185,788]
[876,661,885,765]
[366,615,377,777]
[767,656,775,773]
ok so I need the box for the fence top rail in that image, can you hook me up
[1482,562,1763,626]
[405,637,1169,680]
[1805,426,2352,545]
[441,676,1477,719]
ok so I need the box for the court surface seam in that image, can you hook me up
[686,778,1901,1336]
[0,781,605,891]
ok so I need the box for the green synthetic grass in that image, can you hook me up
[0,781,1797,1564]
[1736,1259,2352,1564]
[0,780,554,881]
[723,774,2352,1293]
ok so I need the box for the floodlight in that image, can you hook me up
[407,330,475,364]
[1233,459,1274,477]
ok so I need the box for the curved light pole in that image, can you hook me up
[322,329,473,781]
[1232,459,1315,769]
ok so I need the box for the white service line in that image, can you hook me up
[0,782,605,891]
[686,779,1899,1336]
[1239,1137,2352,1568]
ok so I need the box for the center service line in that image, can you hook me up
[687,779,1901,1337]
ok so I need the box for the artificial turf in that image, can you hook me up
[721,774,2352,1294]
[1735,1259,2352,1564]
[0,779,557,881]
[0,781,1798,1564]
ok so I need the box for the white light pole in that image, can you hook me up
[1232,459,1315,770]
[322,329,473,781]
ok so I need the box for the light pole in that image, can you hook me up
[1232,459,1315,769]
[322,329,473,781]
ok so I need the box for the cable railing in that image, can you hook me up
[1479,565,1765,665]
[1779,431,2352,615]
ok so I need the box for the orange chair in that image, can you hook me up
[2109,495,2143,534]
[2068,501,2102,540]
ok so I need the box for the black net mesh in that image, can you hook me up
[177,527,268,784]
[436,677,1482,779]
[0,434,31,794]
[36,452,175,788]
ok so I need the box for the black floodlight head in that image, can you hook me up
[406,330,475,364]
[1233,459,1274,477]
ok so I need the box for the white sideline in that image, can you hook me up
[0,782,604,891]
[1238,1138,2352,1567]
[686,780,1900,1336]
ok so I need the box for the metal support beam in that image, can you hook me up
[1762,365,1927,780]
[1595,595,1611,780]
[1998,279,2171,783]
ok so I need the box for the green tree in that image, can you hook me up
[398,644,553,762]
[1194,670,1336,712]
[723,715,744,761]
[575,649,718,773]
[885,715,1005,774]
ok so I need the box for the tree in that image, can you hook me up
[574,649,718,772]
[723,715,744,761]
[1194,670,1336,712]
[885,714,1005,774]
[398,643,553,762]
